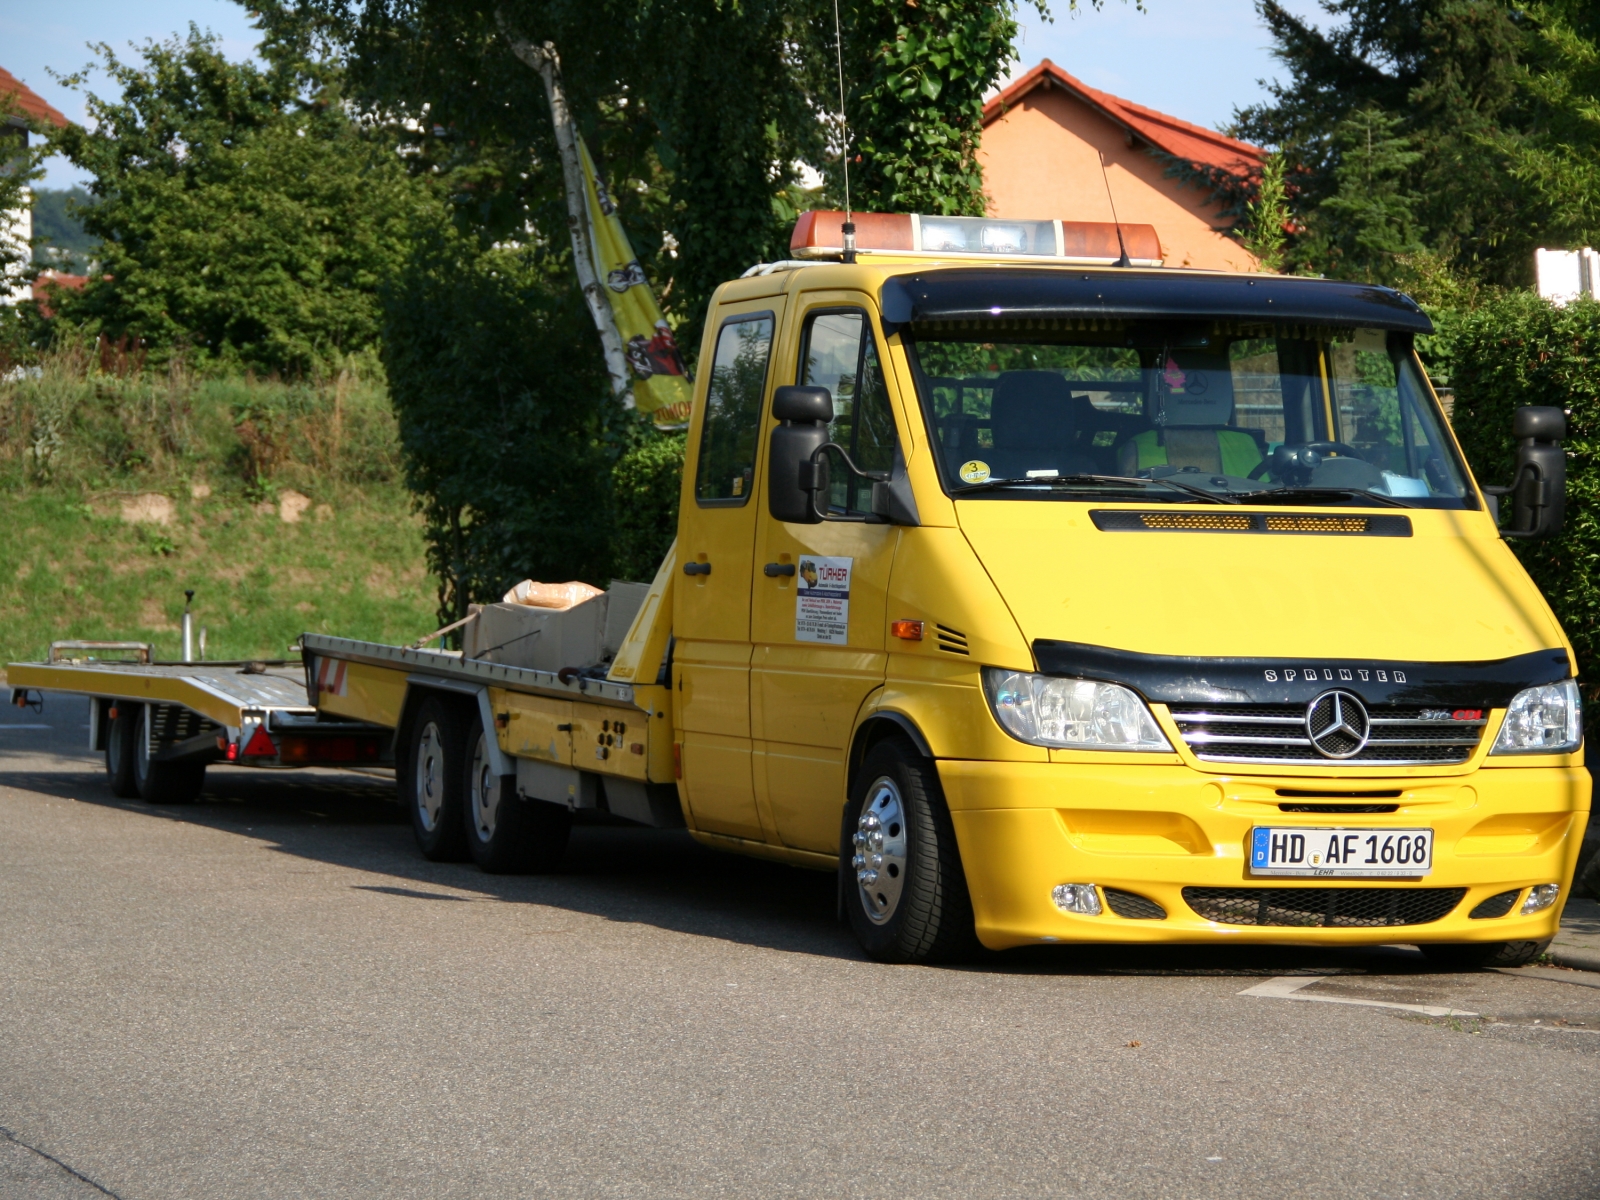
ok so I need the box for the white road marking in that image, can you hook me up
[0,724,53,730]
[1239,975,1478,1017]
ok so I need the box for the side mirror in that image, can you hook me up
[1486,405,1566,539]
[768,386,832,524]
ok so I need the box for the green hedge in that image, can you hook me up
[1449,293,1600,728]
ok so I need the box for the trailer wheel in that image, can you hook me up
[1421,939,1552,969]
[403,696,469,862]
[104,702,140,799]
[131,706,206,804]
[842,738,978,964]
[462,715,571,874]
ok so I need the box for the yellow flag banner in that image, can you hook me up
[579,137,693,429]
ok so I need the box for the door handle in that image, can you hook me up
[763,563,796,577]
[683,561,711,576]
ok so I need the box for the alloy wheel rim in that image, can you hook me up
[852,776,908,924]
[469,733,498,842]
[414,721,444,831]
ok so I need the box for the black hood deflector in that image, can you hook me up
[1031,641,1571,707]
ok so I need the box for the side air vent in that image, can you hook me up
[935,625,969,655]
[1104,888,1166,920]
[1090,510,1411,537]
[1468,889,1522,919]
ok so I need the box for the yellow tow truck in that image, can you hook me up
[13,210,1589,966]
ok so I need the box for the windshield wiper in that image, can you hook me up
[953,473,1235,504]
[1227,486,1416,509]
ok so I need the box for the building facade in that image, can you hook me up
[979,61,1263,273]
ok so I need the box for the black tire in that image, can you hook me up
[105,701,140,799]
[842,738,978,964]
[1421,938,1552,969]
[401,696,470,862]
[462,714,571,874]
[131,706,206,804]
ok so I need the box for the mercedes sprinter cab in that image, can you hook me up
[673,210,1587,965]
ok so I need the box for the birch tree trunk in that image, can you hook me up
[497,15,633,407]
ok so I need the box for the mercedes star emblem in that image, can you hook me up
[1306,689,1371,759]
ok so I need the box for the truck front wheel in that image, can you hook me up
[403,696,469,862]
[1421,939,1551,969]
[843,739,978,964]
[462,715,571,874]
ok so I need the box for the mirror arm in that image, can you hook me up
[803,443,890,522]
[1485,461,1551,540]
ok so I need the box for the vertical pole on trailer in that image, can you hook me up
[182,590,194,663]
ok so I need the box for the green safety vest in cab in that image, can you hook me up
[1115,349,1264,478]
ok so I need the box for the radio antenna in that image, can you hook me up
[832,0,856,262]
[1097,149,1132,268]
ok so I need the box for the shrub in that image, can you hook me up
[1449,292,1600,727]
[610,426,686,584]
[380,230,617,625]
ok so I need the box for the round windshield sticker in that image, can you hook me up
[959,460,991,483]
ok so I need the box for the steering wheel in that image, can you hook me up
[1248,441,1366,482]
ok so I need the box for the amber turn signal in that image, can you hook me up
[890,620,925,641]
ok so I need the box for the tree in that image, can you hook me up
[382,226,619,622]
[826,0,1049,216]
[1311,106,1424,282]
[48,26,442,374]
[1233,0,1530,284]
[1241,150,1290,272]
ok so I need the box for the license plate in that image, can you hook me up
[1249,827,1434,877]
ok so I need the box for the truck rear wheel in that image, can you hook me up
[1421,939,1552,969]
[462,715,571,874]
[105,702,139,798]
[403,696,469,862]
[131,706,206,804]
[843,738,978,964]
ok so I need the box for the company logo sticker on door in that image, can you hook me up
[796,555,852,644]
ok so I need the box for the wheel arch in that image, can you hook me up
[847,709,934,796]
[398,677,512,777]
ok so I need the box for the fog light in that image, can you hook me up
[1520,883,1561,915]
[1052,884,1102,916]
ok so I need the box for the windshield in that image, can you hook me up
[907,323,1475,508]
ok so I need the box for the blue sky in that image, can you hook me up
[4,0,1328,190]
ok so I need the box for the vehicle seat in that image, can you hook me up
[986,371,1097,478]
[1115,352,1262,477]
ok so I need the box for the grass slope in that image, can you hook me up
[0,351,437,667]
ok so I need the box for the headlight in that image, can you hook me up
[1490,679,1582,754]
[982,668,1171,751]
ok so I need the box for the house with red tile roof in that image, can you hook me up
[3,65,71,305]
[979,60,1265,272]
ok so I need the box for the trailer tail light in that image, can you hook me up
[240,725,278,759]
[277,735,384,765]
[790,211,1164,265]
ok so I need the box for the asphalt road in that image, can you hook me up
[2,695,1598,1200]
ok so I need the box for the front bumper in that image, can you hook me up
[939,761,1591,951]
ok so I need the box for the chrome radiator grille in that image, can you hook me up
[1168,705,1487,766]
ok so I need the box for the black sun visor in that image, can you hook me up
[880,268,1434,336]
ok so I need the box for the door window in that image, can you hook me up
[695,313,775,505]
[798,310,898,514]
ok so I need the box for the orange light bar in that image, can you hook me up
[790,210,1163,266]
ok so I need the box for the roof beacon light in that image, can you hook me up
[790,211,1163,266]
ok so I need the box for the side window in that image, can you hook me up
[695,314,775,505]
[799,309,898,513]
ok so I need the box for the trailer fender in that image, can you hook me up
[401,675,513,778]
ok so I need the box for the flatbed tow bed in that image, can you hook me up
[8,644,396,802]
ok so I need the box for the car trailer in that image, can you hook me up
[8,641,393,803]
